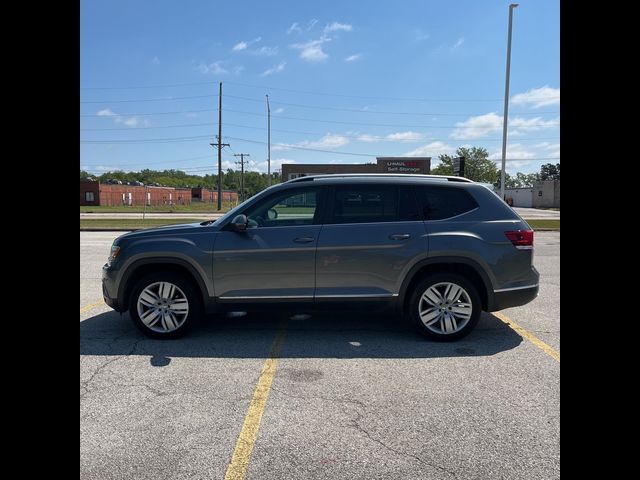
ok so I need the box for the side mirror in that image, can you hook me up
[267,208,278,220]
[229,214,248,232]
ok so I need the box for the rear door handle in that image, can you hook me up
[293,237,315,243]
[389,234,411,240]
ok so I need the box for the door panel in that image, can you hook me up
[315,185,427,299]
[213,226,321,300]
[212,186,324,301]
[315,222,427,298]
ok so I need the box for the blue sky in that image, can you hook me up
[80,0,559,177]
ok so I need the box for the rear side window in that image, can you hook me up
[416,186,478,220]
[328,185,421,224]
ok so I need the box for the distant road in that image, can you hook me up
[513,207,560,219]
[80,212,222,220]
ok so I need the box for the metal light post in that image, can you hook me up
[500,3,518,201]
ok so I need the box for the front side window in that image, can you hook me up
[243,187,320,228]
[415,186,478,220]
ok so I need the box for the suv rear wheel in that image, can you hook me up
[129,271,201,339]
[408,273,481,341]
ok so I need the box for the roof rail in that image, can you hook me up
[286,173,474,183]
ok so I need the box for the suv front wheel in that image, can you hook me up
[129,271,201,339]
[408,273,481,341]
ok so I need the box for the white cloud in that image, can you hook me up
[287,19,318,35]
[451,112,503,139]
[304,134,348,149]
[386,131,425,142]
[254,158,296,172]
[232,65,244,75]
[96,108,148,128]
[274,134,349,151]
[291,37,331,62]
[512,86,560,108]
[261,62,286,76]
[198,61,228,75]
[232,37,261,51]
[535,142,560,158]
[287,22,302,35]
[324,22,352,33]
[232,41,247,51]
[274,107,284,114]
[452,37,464,49]
[414,29,430,41]
[357,134,380,143]
[489,144,538,171]
[452,112,559,140]
[253,46,278,56]
[356,131,425,143]
[510,116,560,135]
[345,53,362,62]
[404,141,456,158]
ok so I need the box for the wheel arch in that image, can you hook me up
[399,257,494,313]
[118,257,209,311]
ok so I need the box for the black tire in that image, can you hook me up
[408,273,482,341]
[128,271,202,339]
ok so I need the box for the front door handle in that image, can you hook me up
[389,234,411,240]
[293,237,315,243]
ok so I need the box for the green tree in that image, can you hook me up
[504,171,540,188]
[539,163,560,180]
[435,147,500,184]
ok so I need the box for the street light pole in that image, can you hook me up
[500,3,518,201]
[266,94,271,187]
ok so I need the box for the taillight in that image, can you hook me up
[505,230,534,250]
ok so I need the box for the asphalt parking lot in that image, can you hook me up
[80,231,559,480]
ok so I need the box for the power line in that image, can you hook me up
[224,135,561,160]
[79,121,560,143]
[222,94,558,117]
[80,94,218,104]
[80,103,559,119]
[80,79,512,102]
[79,91,557,116]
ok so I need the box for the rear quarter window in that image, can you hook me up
[416,186,478,220]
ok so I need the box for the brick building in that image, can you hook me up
[191,188,238,203]
[80,181,193,206]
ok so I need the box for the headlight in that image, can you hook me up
[106,245,121,266]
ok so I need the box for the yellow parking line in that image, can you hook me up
[494,311,559,362]
[224,326,287,480]
[80,300,104,314]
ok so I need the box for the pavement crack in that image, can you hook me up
[80,339,143,399]
[270,386,456,477]
[348,412,457,478]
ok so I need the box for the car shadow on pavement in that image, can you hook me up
[80,310,522,363]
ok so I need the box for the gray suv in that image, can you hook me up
[102,174,538,340]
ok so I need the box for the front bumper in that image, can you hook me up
[102,264,125,312]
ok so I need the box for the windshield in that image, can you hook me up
[212,184,281,226]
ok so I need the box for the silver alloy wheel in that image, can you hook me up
[418,282,473,334]
[136,281,189,333]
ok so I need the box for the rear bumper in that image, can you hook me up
[490,284,539,311]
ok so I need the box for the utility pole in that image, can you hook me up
[500,4,518,201]
[210,82,229,210]
[234,153,250,202]
[266,94,271,187]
